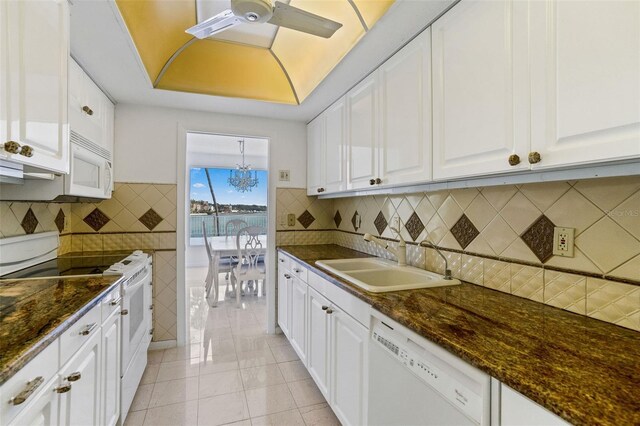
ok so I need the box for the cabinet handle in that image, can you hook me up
[66,372,81,382]
[79,322,97,336]
[317,187,325,193]
[375,178,382,185]
[4,141,21,154]
[508,154,520,166]
[369,179,375,186]
[19,145,33,157]
[82,105,94,116]
[321,306,329,310]
[528,151,542,164]
[121,309,129,316]
[150,328,154,335]
[149,304,154,310]
[326,309,334,314]
[284,274,291,279]
[55,384,72,394]
[293,268,301,273]
[279,259,285,263]
[109,296,122,306]
[10,377,44,405]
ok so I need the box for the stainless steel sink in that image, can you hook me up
[315,258,460,293]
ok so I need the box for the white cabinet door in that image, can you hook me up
[529,0,640,169]
[59,330,101,426]
[329,307,368,426]
[432,0,530,180]
[8,376,60,426]
[290,277,307,364]
[307,115,325,195]
[0,0,9,159]
[307,287,330,397]
[379,29,432,186]
[4,0,69,173]
[101,311,121,426]
[324,98,346,193]
[277,268,292,337]
[347,74,379,190]
[501,384,569,425]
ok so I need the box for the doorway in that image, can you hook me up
[185,133,269,345]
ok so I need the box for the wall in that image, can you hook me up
[276,176,640,332]
[0,201,72,253]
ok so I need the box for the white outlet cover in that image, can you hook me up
[553,227,575,257]
[279,170,290,181]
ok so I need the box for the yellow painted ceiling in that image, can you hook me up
[115,0,395,104]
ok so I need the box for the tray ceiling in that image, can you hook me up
[115,0,395,105]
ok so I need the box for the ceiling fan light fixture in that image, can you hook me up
[232,0,273,23]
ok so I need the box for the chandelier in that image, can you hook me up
[228,139,259,193]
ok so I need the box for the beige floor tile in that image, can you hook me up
[130,384,154,411]
[149,377,199,408]
[233,335,269,353]
[123,410,146,426]
[265,334,290,348]
[140,364,160,385]
[148,350,165,365]
[250,409,305,426]
[287,379,325,408]
[197,392,250,426]
[231,324,266,337]
[299,403,341,426]
[143,400,198,426]
[200,338,236,358]
[203,327,234,340]
[156,359,200,382]
[220,421,251,426]
[236,348,276,369]
[240,364,285,390]
[199,370,244,399]
[270,345,299,363]
[277,361,311,383]
[199,353,239,376]
[162,344,201,363]
[244,383,296,417]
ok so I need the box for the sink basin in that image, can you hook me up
[316,258,460,293]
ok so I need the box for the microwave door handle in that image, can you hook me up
[104,162,112,195]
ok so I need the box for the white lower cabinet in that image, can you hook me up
[58,329,102,426]
[101,310,121,426]
[8,375,61,426]
[307,288,330,397]
[290,277,307,364]
[277,267,292,338]
[500,384,569,426]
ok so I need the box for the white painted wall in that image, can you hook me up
[114,103,306,186]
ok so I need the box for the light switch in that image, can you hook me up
[287,214,296,227]
[279,170,290,182]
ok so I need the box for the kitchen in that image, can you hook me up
[0,0,638,425]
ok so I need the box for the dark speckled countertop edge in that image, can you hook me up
[277,246,640,426]
[0,275,125,385]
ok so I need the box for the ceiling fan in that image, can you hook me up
[186,0,343,39]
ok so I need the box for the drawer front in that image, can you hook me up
[60,302,101,367]
[101,286,122,323]
[277,253,290,271]
[309,271,370,328]
[290,262,308,283]
[0,339,59,425]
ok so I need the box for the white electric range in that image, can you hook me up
[0,231,153,423]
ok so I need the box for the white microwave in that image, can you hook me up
[66,138,113,199]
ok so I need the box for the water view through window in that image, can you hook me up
[190,167,268,244]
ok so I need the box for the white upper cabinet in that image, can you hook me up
[306,114,325,195]
[432,0,530,180]
[529,0,640,168]
[324,98,347,193]
[379,29,432,186]
[347,74,378,190]
[2,0,70,174]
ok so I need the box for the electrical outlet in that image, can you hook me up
[287,213,296,227]
[279,170,290,182]
[553,227,575,257]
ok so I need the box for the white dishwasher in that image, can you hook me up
[368,312,491,426]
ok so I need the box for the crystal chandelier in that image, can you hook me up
[228,139,259,192]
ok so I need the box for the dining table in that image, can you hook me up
[207,234,268,257]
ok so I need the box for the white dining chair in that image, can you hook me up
[232,226,266,306]
[203,221,235,307]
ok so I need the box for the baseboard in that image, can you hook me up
[149,339,177,350]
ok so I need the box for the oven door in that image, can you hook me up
[121,266,152,373]
[65,143,112,199]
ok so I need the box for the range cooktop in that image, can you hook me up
[0,253,130,280]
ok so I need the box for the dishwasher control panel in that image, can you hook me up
[372,326,483,424]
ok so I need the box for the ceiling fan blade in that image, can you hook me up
[267,1,342,38]
[186,9,242,39]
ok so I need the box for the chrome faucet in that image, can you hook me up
[363,228,407,267]
[419,238,452,280]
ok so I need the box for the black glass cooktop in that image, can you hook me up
[1,254,129,280]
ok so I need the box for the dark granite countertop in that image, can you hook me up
[278,245,640,426]
[0,274,124,384]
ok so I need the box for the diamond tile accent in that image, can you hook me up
[450,214,479,249]
[511,264,543,302]
[54,209,65,233]
[83,208,110,232]
[586,278,640,331]
[21,208,38,234]
[520,215,555,262]
[405,212,425,242]
[139,208,163,231]
[333,210,342,228]
[297,210,315,229]
[374,211,387,235]
[351,211,360,231]
[544,271,586,315]
[484,260,510,293]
